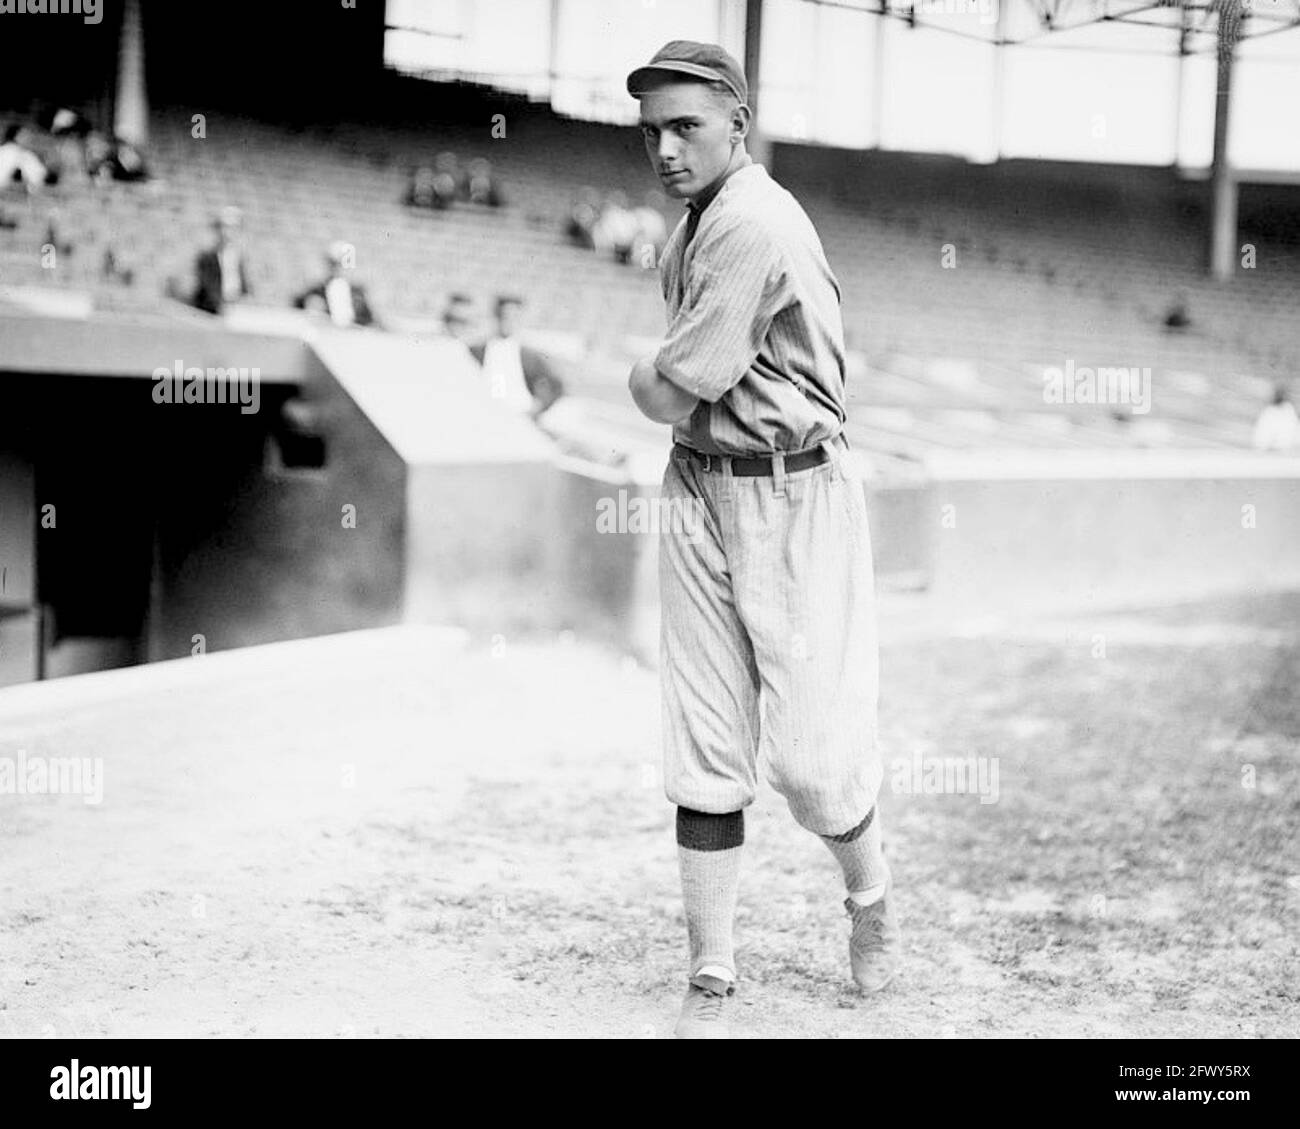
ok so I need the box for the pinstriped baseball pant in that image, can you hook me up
[658,436,882,837]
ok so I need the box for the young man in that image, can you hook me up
[625,41,899,1039]
[293,241,378,329]
[192,207,251,316]
[470,295,564,419]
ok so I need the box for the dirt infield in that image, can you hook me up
[1,595,1297,1038]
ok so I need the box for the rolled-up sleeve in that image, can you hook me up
[654,218,789,404]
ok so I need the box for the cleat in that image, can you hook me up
[674,973,734,1039]
[845,884,900,993]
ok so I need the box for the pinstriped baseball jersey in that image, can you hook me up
[654,161,848,457]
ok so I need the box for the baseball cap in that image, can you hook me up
[626,40,748,105]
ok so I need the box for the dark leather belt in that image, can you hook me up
[674,442,834,476]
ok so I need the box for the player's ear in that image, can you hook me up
[730,103,751,142]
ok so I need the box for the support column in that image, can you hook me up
[1173,0,1189,166]
[114,0,148,147]
[549,0,562,103]
[988,0,1007,162]
[743,0,772,170]
[1209,0,1243,281]
[872,1,887,148]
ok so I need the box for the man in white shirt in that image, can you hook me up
[0,124,49,194]
[594,192,639,264]
[631,190,669,270]
[219,241,243,306]
[470,296,563,419]
[294,241,376,328]
[1253,384,1299,451]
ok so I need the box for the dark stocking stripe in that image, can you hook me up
[821,805,875,844]
[676,807,744,851]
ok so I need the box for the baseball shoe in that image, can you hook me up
[674,973,734,1039]
[845,884,900,993]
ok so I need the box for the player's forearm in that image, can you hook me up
[629,358,699,424]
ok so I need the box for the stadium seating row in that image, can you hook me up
[2,93,1296,456]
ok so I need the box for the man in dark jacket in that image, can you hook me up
[192,207,251,315]
[293,241,377,328]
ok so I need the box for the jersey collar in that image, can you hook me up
[687,152,756,220]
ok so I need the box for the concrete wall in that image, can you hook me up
[547,461,934,662]
[547,452,1300,656]
[865,481,932,589]
[923,469,1300,615]
[0,448,37,687]
[0,447,36,608]
[0,613,39,687]
[4,313,575,680]
[0,313,313,381]
[310,326,564,638]
[404,459,560,632]
[548,462,660,659]
[2,311,377,676]
[147,351,406,659]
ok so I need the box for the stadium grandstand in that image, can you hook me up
[1,0,1299,686]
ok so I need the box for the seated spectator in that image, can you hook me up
[10,119,70,186]
[436,151,466,204]
[101,244,135,287]
[18,107,90,184]
[470,295,564,419]
[0,124,50,193]
[85,133,149,184]
[406,152,462,210]
[1253,384,1299,451]
[45,108,94,183]
[1163,294,1192,331]
[111,138,149,183]
[405,165,439,209]
[465,157,504,208]
[82,131,114,182]
[594,191,638,265]
[191,206,251,316]
[631,190,668,269]
[299,292,328,317]
[293,241,377,328]
[565,187,601,250]
[47,107,93,137]
[441,292,479,347]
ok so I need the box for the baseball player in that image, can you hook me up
[625,41,899,1038]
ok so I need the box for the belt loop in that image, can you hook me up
[721,455,733,478]
[820,438,843,481]
[772,452,787,497]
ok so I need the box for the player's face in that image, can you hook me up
[638,82,738,202]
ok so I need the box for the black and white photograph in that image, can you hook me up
[0,0,1296,1088]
